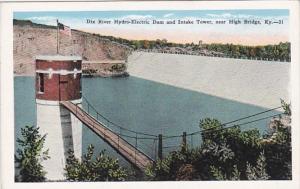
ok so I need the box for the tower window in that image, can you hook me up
[38,73,44,93]
[79,74,82,94]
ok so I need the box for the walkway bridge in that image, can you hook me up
[60,96,284,172]
[60,100,155,171]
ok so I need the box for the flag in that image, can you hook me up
[58,22,71,36]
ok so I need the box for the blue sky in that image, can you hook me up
[14,10,289,20]
[14,10,289,45]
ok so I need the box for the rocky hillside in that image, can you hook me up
[13,20,132,75]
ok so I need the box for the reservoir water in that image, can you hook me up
[14,76,281,166]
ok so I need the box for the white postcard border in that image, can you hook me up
[1,1,299,189]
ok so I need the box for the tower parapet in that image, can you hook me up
[35,55,82,102]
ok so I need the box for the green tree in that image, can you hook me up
[245,152,270,180]
[15,125,49,182]
[281,99,291,116]
[145,145,200,181]
[262,100,291,179]
[146,119,262,181]
[142,40,151,49]
[210,164,241,180]
[146,100,291,181]
[65,144,127,181]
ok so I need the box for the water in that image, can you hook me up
[14,76,280,166]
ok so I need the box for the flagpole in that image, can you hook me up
[56,19,59,54]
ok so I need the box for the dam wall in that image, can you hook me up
[127,52,290,109]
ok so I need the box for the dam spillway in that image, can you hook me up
[127,52,290,109]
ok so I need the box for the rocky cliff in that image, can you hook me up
[13,20,132,75]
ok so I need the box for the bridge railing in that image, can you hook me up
[78,95,284,161]
[79,96,158,161]
[73,101,156,165]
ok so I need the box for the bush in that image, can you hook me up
[65,144,127,181]
[146,101,291,180]
[15,126,49,182]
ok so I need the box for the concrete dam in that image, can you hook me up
[127,52,290,109]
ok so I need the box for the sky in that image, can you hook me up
[14,10,289,45]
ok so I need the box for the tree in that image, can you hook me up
[162,38,168,44]
[142,40,151,49]
[65,144,127,181]
[281,99,291,116]
[15,125,49,182]
[261,100,291,179]
[210,164,241,180]
[146,100,291,181]
[145,145,200,181]
[146,119,262,181]
[245,152,270,180]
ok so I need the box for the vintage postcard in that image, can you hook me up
[0,1,299,189]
